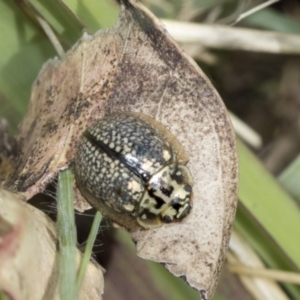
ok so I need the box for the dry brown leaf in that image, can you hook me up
[4,0,238,299]
[0,189,103,300]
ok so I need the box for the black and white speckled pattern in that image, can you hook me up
[75,112,192,229]
[76,134,144,214]
[87,113,173,177]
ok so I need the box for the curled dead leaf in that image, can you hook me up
[0,189,103,300]
[4,0,238,299]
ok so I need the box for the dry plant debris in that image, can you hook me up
[3,0,238,299]
[0,189,103,300]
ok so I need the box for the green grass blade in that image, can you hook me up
[279,153,300,205]
[235,139,300,298]
[0,291,9,300]
[244,8,300,35]
[28,0,85,46]
[57,168,78,300]
[62,0,120,32]
[234,204,300,298]
[76,211,102,292]
[0,0,55,128]
[238,139,300,266]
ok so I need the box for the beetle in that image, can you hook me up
[75,112,193,229]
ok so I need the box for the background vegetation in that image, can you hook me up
[1,0,300,299]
